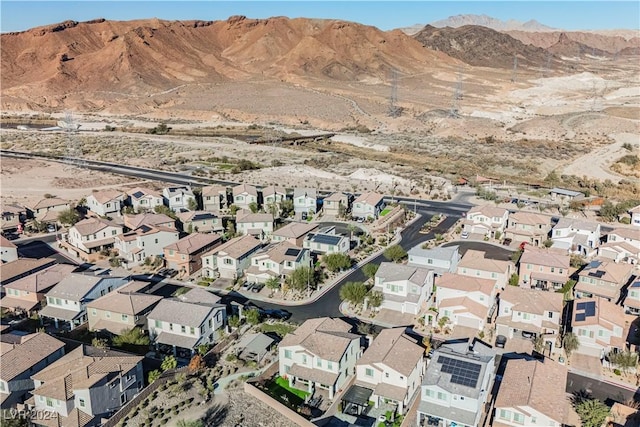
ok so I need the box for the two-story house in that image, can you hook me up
[457,249,512,290]
[235,210,274,240]
[303,226,350,255]
[0,332,65,409]
[279,317,362,400]
[272,222,318,246]
[29,344,144,427]
[417,339,496,427]
[463,205,509,238]
[1,263,76,314]
[114,225,179,266]
[147,288,226,356]
[88,281,161,335]
[262,186,287,207]
[201,185,228,213]
[85,190,125,217]
[232,184,258,211]
[496,286,564,350]
[176,210,223,234]
[354,328,425,414]
[162,186,196,212]
[1,203,25,232]
[630,205,640,227]
[504,212,552,247]
[434,273,498,331]
[0,235,18,263]
[123,212,175,231]
[66,217,123,259]
[293,188,318,216]
[575,259,635,302]
[518,246,570,290]
[493,358,568,427]
[323,192,350,217]
[373,263,434,315]
[408,245,461,277]
[200,234,262,280]
[245,241,311,284]
[0,258,57,286]
[29,197,71,224]
[126,187,164,212]
[623,280,640,315]
[163,233,222,277]
[599,228,640,264]
[39,273,130,330]
[352,192,385,220]
[551,218,601,256]
[571,297,631,357]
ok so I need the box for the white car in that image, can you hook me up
[460,231,469,239]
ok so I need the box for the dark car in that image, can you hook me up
[495,335,507,348]
[502,238,513,246]
[261,309,292,320]
[521,330,535,339]
[251,283,264,293]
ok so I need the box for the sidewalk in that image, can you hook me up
[569,366,639,391]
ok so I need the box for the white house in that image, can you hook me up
[245,242,311,284]
[571,297,630,358]
[0,235,18,263]
[201,185,228,213]
[176,210,223,234]
[352,192,385,220]
[162,186,196,212]
[279,317,362,400]
[114,225,179,265]
[629,205,640,227]
[262,186,287,206]
[232,184,258,211]
[463,205,509,238]
[303,226,350,255]
[201,235,262,280]
[235,210,274,240]
[600,228,640,263]
[551,218,601,256]
[85,189,125,217]
[434,273,497,331]
[355,328,425,414]
[127,187,164,212]
[373,263,434,315]
[624,280,640,315]
[456,250,512,289]
[408,245,461,276]
[293,188,318,215]
[66,218,124,256]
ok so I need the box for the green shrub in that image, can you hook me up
[614,368,621,376]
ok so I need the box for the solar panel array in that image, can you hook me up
[284,248,301,257]
[575,313,586,322]
[437,356,481,388]
[575,301,596,322]
[313,234,341,246]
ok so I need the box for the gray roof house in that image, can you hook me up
[408,244,461,276]
[373,263,434,316]
[293,188,318,215]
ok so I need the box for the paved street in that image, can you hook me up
[566,371,640,404]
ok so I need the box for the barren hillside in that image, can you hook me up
[505,30,640,54]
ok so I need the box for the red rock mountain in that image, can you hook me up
[505,30,640,54]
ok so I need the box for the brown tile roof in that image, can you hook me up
[273,222,318,239]
[468,205,508,218]
[126,187,161,199]
[35,408,95,427]
[373,382,408,402]
[578,259,635,285]
[508,212,550,226]
[1,204,25,215]
[164,233,221,255]
[6,263,76,293]
[87,189,124,204]
[0,333,65,381]
[148,288,223,328]
[572,297,628,328]
[201,185,227,197]
[0,258,57,285]
[203,234,261,259]
[289,363,339,386]
[495,358,568,423]
[0,235,17,249]
[520,247,570,269]
[608,228,640,241]
[176,210,219,223]
[500,286,564,314]
[233,183,258,197]
[600,241,640,255]
[262,186,286,196]
[31,198,70,211]
[457,250,511,274]
[0,296,39,311]
[354,192,384,207]
[629,205,640,214]
[123,213,175,230]
[87,281,161,315]
[72,217,120,236]
[261,241,305,264]
[236,210,273,223]
[280,317,359,362]
[357,328,423,376]
[439,297,490,319]
[436,272,496,296]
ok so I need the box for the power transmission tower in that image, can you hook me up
[62,111,84,170]
[590,81,608,112]
[510,55,518,83]
[542,52,552,78]
[387,68,401,118]
[449,68,463,118]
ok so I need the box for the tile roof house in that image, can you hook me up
[272,222,318,246]
[293,188,318,215]
[147,288,227,355]
[126,187,164,212]
[88,281,161,335]
[457,249,512,289]
[0,235,18,263]
[495,286,564,349]
[505,212,552,247]
[352,192,385,220]
[600,228,640,263]
[65,218,123,260]
[40,273,130,330]
[232,184,258,211]
[408,244,461,276]
[624,280,640,315]
[417,338,496,427]
[28,345,144,427]
[85,190,125,217]
[575,259,635,302]
[630,204,640,227]
[551,218,601,256]
[245,241,311,284]
[571,297,632,358]
[493,358,569,427]
[463,205,509,238]
[1,263,76,314]
[0,258,57,286]
[163,233,222,277]
[122,213,175,231]
[373,263,434,315]
[0,332,65,409]
[303,226,350,255]
[29,198,71,223]
[162,186,196,212]
[279,317,362,400]
[235,210,274,240]
[518,246,570,290]
[1,203,25,231]
[176,210,223,234]
[322,192,350,217]
[114,225,179,265]
[262,186,287,206]
[201,234,263,280]
[355,328,425,414]
[201,185,228,213]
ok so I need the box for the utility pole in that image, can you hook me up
[388,68,401,118]
[510,55,518,83]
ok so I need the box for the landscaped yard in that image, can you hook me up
[262,376,310,407]
[274,376,310,400]
[380,208,391,216]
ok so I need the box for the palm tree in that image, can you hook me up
[265,276,281,292]
[563,332,580,360]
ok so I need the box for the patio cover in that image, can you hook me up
[39,305,82,321]
[155,331,199,349]
[342,384,373,407]
[0,296,38,312]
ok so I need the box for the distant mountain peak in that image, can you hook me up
[429,14,558,32]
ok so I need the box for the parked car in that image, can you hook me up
[251,283,264,293]
[460,231,469,239]
[47,224,56,233]
[301,212,308,220]
[495,335,507,348]
[502,238,513,246]
[165,269,178,278]
[242,281,252,291]
[261,309,292,320]
[521,330,535,339]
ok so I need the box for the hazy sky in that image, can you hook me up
[1,1,639,33]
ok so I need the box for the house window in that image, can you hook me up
[200,325,206,334]
[302,355,307,365]
[531,417,537,424]
[551,267,555,273]
[491,272,497,278]
[513,413,525,424]
[55,298,62,305]
[425,389,435,398]
[527,264,532,270]
[427,259,433,264]
[365,368,373,377]
[122,314,128,321]
[224,258,233,265]
[548,311,553,318]
[317,358,322,368]
[190,327,195,335]
[121,394,126,404]
[284,349,292,359]
[499,409,511,420]
[79,398,85,407]
[112,230,117,236]
[46,397,54,407]
[106,311,111,318]
[91,309,97,316]
[436,392,446,401]
[155,320,162,328]
[169,323,174,331]
[385,372,389,378]
[327,361,333,370]
[181,325,186,333]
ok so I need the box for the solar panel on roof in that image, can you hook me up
[284,248,300,257]
[587,260,602,269]
[575,313,586,322]
[576,302,586,310]
[132,191,144,198]
[313,234,341,246]
[588,271,605,278]
[585,301,596,317]
[437,356,481,388]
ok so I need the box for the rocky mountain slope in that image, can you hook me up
[429,14,557,32]
[505,30,640,54]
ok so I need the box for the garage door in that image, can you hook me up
[457,314,480,330]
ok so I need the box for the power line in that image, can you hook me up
[387,68,401,118]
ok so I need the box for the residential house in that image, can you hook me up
[235,210,274,240]
[1,264,76,314]
[323,192,350,217]
[303,226,350,255]
[293,188,318,215]
[29,345,144,427]
[408,245,460,276]
[505,212,552,247]
[39,273,130,330]
[176,210,223,234]
[496,286,564,349]
[624,280,640,315]
[0,258,57,286]
[272,222,318,246]
[575,259,635,302]
[630,205,640,227]
[148,288,227,356]
[549,187,585,202]
[0,332,66,409]
[200,235,262,280]
[163,233,222,277]
[463,205,509,238]
[373,263,434,315]
[201,185,228,213]
[279,317,362,400]
[354,328,425,414]
[571,297,631,357]
[518,246,570,290]
[262,186,287,206]
[85,190,125,217]
[599,228,640,264]
[126,187,164,212]
[457,249,512,289]
[352,192,385,220]
[493,358,568,427]
[65,218,123,259]
[123,213,175,231]
[88,281,161,335]
[434,273,497,331]
[551,218,601,256]
[162,186,196,212]
[0,235,18,263]
[114,225,179,265]
[232,184,258,211]
[245,242,311,284]
[417,339,496,427]
[1,203,25,231]
[29,197,71,224]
